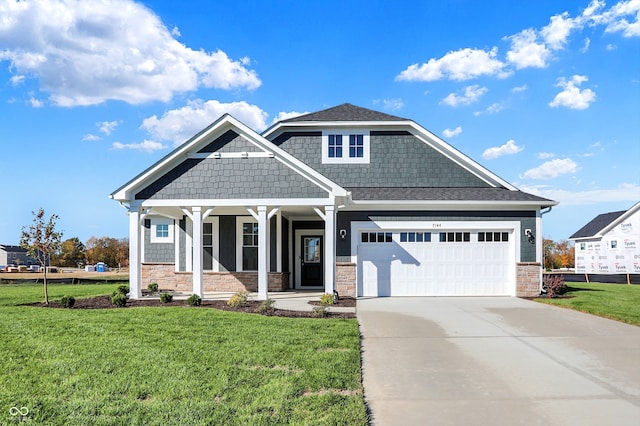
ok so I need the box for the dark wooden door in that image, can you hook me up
[300,236,323,287]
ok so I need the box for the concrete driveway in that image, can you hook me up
[357,297,640,426]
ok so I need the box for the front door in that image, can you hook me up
[300,235,323,287]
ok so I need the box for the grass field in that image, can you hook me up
[0,283,367,425]
[535,282,640,325]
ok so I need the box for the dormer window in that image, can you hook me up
[322,130,369,164]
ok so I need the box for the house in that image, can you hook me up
[569,201,640,275]
[110,103,557,299]
[0,244,37,268]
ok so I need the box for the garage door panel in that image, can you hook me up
[358,229,515,297]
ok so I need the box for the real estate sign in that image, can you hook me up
[575,210,640,274]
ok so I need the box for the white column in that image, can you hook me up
[129,207,142,298]
[192,207,203,297]
[257,205,268,300]
[324,205,336,295]
[276,210,282,273]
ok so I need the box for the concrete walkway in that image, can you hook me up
[358,297,640,426]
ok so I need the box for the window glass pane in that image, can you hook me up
[463,232,470,242]
[478,232,485,242]
[494,232,501,242]
[362,233,369,243]
[416,232,423,242]
[447,232,454,242]
[502,232,509,241]
[440,232,446,242]
[243,247,258,271]
[455,232,462,242]
[408,232,416,242]
[377,232,384,242]
[486,232,493,242]
[425,232,431,242]
[203,247,213,270]
[203,223,212,233]
[243,235,253,246]
[400,232,407,242]
[203,235,212,246]
[253,235,259,246]
[385,232,392,242]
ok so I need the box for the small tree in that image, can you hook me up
[20,208,63,304]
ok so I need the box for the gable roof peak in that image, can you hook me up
[281,103,409,123]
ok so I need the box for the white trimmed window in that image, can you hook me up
[322,130,370,164]
[236,219,258,271]
[150,218,174,243]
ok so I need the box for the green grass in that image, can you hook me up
[0,282,121,306]
[536,282,640,325]
[0,284,367,425]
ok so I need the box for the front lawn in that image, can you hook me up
[0,284,367,425]
[535,282,640,325]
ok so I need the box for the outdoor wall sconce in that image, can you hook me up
[339,229,347,239]
[525,229,535,244]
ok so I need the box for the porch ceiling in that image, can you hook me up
[146,205,328,220]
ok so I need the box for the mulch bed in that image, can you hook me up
[27,296,356,319]
[308,297,356,307]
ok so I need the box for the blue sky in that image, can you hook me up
[1,0,638,245]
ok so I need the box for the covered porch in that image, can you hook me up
[127,201,339,300]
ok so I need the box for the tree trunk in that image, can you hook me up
[43,267,49,305]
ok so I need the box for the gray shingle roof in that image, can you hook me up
[281,103,409,123]
[347,187,556,205]
[569,210,626,239]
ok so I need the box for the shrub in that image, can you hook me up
[257,298,275,313]
[187,294,202,306]
[227,291,249,308]
[111,292,127,307]
[543,275,566,298]
[312,305,329,318]
[320,293,335,306]
[116,284,129,295]
[160,292,173,303]
[148,282,159,293]
[60,295,75,309]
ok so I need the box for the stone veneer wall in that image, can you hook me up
[336,262,356,297]
[516,262,542,297]
[141,263,288,294]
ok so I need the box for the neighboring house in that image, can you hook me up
[0,245,37,267]
[569,201,640,275]
[111,103,557,299]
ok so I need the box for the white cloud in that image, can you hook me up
[99,120,120,135]
[512,84,528,93]
[606,43,618,50]
[580,37,591,52]
[505,29,551,69]
[540,12,578,49]
[112,140,167,153]
[270,111,308,124]
[83,134,101,141]
[520,158,578,179]
[374,98,405,111]
[396,47,508,82]
[600,0,640,37]
[549,75,596,109]
[29,96,43,108]
[141,99,268,146]
[10,75,25,86]
[537,152,556,159]
[441,85,488,107]
[518,182,640,206]
[442,126,462,138]
[474,102,504,116]
[0,0,261,106]
[482,139,524,160]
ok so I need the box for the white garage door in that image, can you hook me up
[357,230,515,296]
